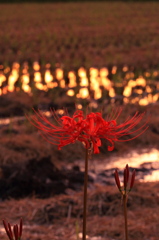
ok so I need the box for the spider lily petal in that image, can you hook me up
[27,108,148,154]
[130,169,136,190]
[2,220,13,240]
[114,164,136,195]
[2,219,23,240]
[114,169,121,190]
[124,164,129,189]
[13,225,18,240]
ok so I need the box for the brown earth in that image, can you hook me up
[0,92,159,240]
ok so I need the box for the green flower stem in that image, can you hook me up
[82,148,89,240]
[123,194,129,240]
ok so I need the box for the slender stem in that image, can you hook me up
[123,194,129,240]
[82,148,89,240]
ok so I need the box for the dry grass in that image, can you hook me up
[0,182,159,240]
[1,2,159,69]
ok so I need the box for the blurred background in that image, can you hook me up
[0,1,159,240]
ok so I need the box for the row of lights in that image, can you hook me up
[0,62,159,105]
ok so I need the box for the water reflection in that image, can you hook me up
[73,148,159,183]
[143,170,159,182]
[105,148,159,182]
[105,148,159,169]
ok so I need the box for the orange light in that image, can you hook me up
[56,68,63,80]
[136,76,146,87]
[76,104,83,109]
[45,69,53,84]
[99,67,109,77]
[109,87,116,98]
[128,79,136,88]
[123,86,132,97]
[22,84,31,94]
[67,89,75,96]
[122,65,128,72]
[0,74,6,95]
[34,72,41,83]
[77,88,89,99]
[112,66,117,74]
[68,71,77,88]
[78,67,87,78]
[139,97,149,106]
[33,61,40,71]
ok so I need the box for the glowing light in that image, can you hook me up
[22,84,31,94]
[123,86,132,97]
[89,101,98,109]
[131,97,140,104]
[33,61,40,71]
[90,67,99,78]
[80,77,89,87]
[34,72,41,83]
[112,66,117,74]
[4,67,10,74]
[33,62,43,90]
[55,68,65,88]
[21,74,30,85]
[78,68,89,87]
[136,76,146,87]
[144,71,150,77]
[8,75,17,92]
[7,63,20,92]
[77,104,83,109]
[56,109,65,115]
[109,87,116,98]
[44,70,55,89]
[128,79,136,88]
[67,89,75,96]
[101,77,111,90]
[122,65,128,72]
[99,67,109,77]
[77,88,89,99]
[152,93,159,102]
[134,89,143,95]
[78,67,87,78]
[0,62,159,106]
[56,68,63,80]
[45,69,53,84]
[68,71,77,88]
[146,85,152,93]
[42,111,51,117]
[153,70,159,77]
[35,82,44,90]
[125,72,135,80]
[123,97,129,104]
[0,73,6,95]
[139,97,149,106]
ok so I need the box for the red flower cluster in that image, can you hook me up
[2,219,23,240]
[28,108,148,154]
[114,164,136,194]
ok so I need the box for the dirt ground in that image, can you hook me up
[0,182,159,240]
[0,93,159,240]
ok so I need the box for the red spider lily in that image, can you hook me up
[114,169,121,190]
[27,108,148,154]
[124,164,129,189]
[114,164,136,194]
[2,219,23,240]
